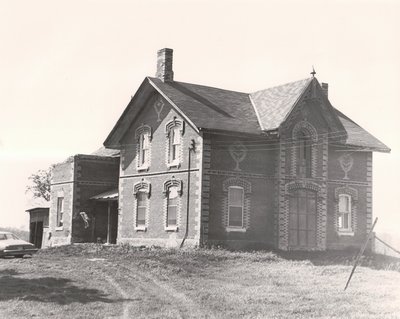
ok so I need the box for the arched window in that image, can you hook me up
[169,127,181,164]
[338,194,352,232]
[292,121,317,178]
[298,131,312,177]
[133,179,151,231]
[135,124,152,171]
[136,192,147,228]
[163,178,182,231]
[167,186,179,227]
[165,117,184,168]
[222,177,251,232]
[228,186,244,227]
[138,133,150,167]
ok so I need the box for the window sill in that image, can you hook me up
[165,226,179,232]
[137,165,149,172]
[135,226,147,232]
[167,162,181,169]
[226,227,246,233]
[55,226,64,231]
[338,230,354,236]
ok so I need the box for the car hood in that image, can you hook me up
[0,239,34,249]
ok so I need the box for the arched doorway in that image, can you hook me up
[288,189,317,249]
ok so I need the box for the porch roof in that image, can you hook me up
[91,189,119,201]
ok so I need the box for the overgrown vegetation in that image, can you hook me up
[1,245,400,318]
[25,166,53,202]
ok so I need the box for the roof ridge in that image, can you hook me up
[251,77,313,95]
[147,77,249,95]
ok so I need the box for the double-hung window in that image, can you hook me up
[136,125,152,171]
[338,194,352,232]
[138,133,150,168]
[56,197,64,228]
[228,186,244,228]
[169,127,181,164]
[167,186,178,228]
[136,192,147,228]
[166,118,184,168]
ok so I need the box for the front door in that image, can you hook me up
[288,189,317,249]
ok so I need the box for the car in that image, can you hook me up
[0,231,38,258]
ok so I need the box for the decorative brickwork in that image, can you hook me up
[153,96,165,122]
[222,177,252,193]
[201,138,211,244]
[133,179,152,197]
[366,153,373,232]
[228,141,247,171]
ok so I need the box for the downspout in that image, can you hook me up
[180,139,195,248]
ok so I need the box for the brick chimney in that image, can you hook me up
[156,48,174,82]
[321,82,328,97]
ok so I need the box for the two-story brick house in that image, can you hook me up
[47,48,389,250]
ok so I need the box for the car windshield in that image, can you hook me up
[0,233,20,240]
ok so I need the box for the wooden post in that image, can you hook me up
[344,217,378,290]
[107,201,111,244]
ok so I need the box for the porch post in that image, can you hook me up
[107,201,111,244]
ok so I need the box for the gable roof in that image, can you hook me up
[250,78,313,131]
[104,76,389,152]
[334,109,390,152]
[148,77,260,134]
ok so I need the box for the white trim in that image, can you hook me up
[165,226,179,232]
[225,227,246,233]
[338,194,352,232]
[135,226,147,232]
[148,78,200,133]
[228,186,244,228]
[338,231,354,237]
[249,94,264,131]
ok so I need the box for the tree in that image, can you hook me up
[26,166,53,202]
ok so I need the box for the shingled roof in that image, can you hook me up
[148,77,259,134]
[250,78,313,130]
[104,76,389,152]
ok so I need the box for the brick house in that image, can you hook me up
[47,48,390,250]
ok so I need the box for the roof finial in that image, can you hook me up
[311,66,316,77]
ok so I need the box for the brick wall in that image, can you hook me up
[48,155,119,246]
[205,133,278,249]
[326,146,371,249]
[118,94,202,247]
[48,159,74,246]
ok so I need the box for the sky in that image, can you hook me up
[0,0,399,236]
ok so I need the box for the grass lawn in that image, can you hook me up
[1,244,399,318]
